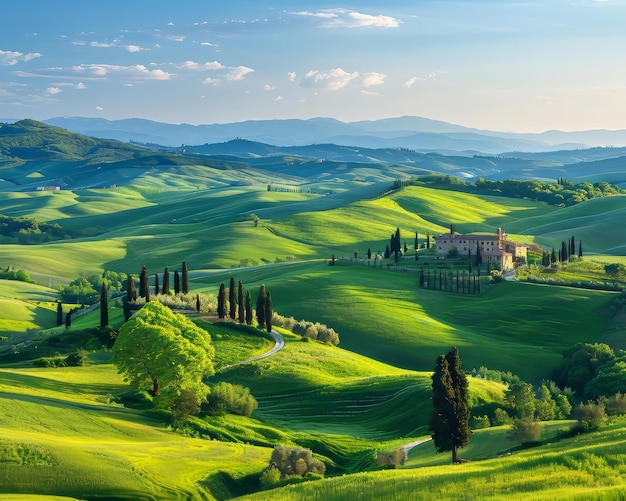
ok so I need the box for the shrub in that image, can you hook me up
[599,392,626,416]
[118,390,154,409]
[65,349,89,366]
[492,408,511,426]
[202,382,258,417]
[260,466,281,489]
[268,446,326,479]
[573,401,607,433]
[32,356,67,368]
[171,390,200,428]
[470,415,491,429]
[507,418,542,445]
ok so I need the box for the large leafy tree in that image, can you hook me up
[112,301,214,404]
[430,347,471,463]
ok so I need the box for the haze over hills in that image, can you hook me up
[30,115,626,154]
[2,120,626,191]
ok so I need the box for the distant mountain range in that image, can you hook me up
[12,116,626,154]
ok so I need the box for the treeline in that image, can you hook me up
[391,176,624,207]
[0,214,71,243]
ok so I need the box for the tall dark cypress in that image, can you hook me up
[139,265,148,298]
[100,283,108,327]
[127,274,136,302]
[182,261,189,294]
[570,236,575,258]
[196,294,201,312]
[256,285,267,328]
[579,240,583,258]
[162,267,170,295]
[561,241,568,262]
[238,281,245,323]
[174,270,180,295]
[245,291,252,325]
[154,274,160,295]
[56,301,63,326]
[264,291,273,333]
[229,277,236,320]
[217,283,226,319]
[430,347,471,463]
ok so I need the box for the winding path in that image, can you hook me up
[220,329,285,370]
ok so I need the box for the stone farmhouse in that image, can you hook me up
[433,225,528,271]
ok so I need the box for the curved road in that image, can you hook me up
[220,329,285,370]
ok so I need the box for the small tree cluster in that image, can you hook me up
[202,382,258,417]
[273,313,340,345]
[268,446,326,479]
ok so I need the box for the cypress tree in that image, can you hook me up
[145,277,150,302]
[367,248,372,261]
[181,261,189,294]
[427,233,431,249]
[229,277,236,320]
[245,291,253,325]
[561,241,567,262]
[217,282,226,319]
[384,245,390,259]
[430,347,471,463]
[65,311,72,329]
[127,274,137,302]
[256,285,267,328]
[196,294,201,312]
[100,282,108,327]
[154,274,160,295]
[265,291,273,333]
[123,299,131,322]
[551,248,557,264]
[139,265,148,298]
[570,236,575,257]
[579,240,583,259]
[238,281,245,323]
[217,283,226,319]
[56,301,63,326]
[162,267,170,295]
[174,270,180,295]
[415,232,418,250]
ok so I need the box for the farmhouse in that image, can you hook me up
[433,226,528,271]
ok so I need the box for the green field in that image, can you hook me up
[1,171,626,499]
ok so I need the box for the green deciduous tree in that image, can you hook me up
[430,347,472,463]
[111,301,214,404]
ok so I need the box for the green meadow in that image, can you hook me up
[2,169,626,499]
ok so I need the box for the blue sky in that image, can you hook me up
[1,0,625,132]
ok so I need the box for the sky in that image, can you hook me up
[1,0,626,132]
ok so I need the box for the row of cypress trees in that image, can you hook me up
[217,278,273,333]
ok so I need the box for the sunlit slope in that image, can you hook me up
[505,195,626,255]
[0,281,58,333]
[0,365,269,500]
[239,418,626,501]
[196,263,613,382]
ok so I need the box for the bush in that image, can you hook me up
[65,349,89,366]
[507,418,542,445]
[32,356,67,368]
[470,415,491,429]
[492,408,511,426]
[573,401,607,433]
[268,446,326,479]
[599,392,626,416]
[260,466,281,489]
[202,382,258,417]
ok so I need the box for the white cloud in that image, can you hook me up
[404,76,424,88]
[276,95,283,101]
[360,90,380,96]
[0,49,42,65]
[226,66,254,81]
[288,71,297,82]
[45,87,62,95]
[292,9,400,29]
[264,84,277,91]
[89,41,114,48]
[76,82,86,89]
[95,106,104,111]
[125,45,143,53]
[71,64,173,80]
[180,60,225,70]
[200,42,219,47]
[302,68,359,90]
[203,77,219,85]
[362,72,387,87]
